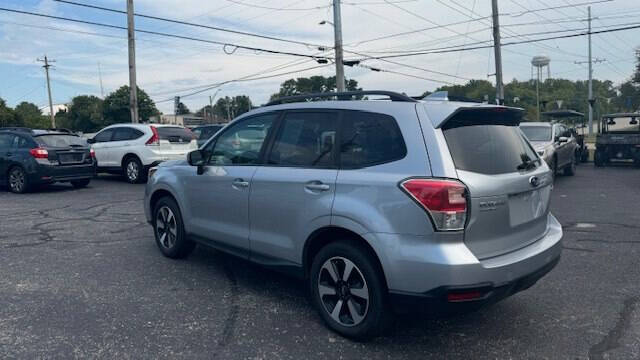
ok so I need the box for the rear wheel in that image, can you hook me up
[310,241,391,340]
[153,197,195,259]
[8,167,29,194]
[71,178,91,188]
[123,157,145,184]
[564,156,576,176]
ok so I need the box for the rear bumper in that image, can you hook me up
[389,255,560,314]
[29,163,95,184]
[364,213,563,313]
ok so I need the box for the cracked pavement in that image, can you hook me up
[1,167,639,359]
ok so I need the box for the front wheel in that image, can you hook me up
[153,197,195,259]
[564,156,576,176]
[310,241,391,340]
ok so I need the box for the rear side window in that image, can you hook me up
[443,115,537,175]
[339,111,406,168]
[35,135,86,147]
[112,127,144,141]
[157,127,194,143]
[0,134,14,149]
[13,135,32,149]
[268,112,338,168]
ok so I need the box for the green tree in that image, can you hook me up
[212,95,253,120]
[14,101,49,129]
[0,98,20,127]
[176,102,190,115]
[64,95,104,132]
[103,85,159,124]
[269,76,361,101]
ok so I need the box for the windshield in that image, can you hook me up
[520,125,552,141]
[35,134,87,147]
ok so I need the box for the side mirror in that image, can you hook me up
[558,136,569,143]
[187,150,206,174]
[86,138,96,144]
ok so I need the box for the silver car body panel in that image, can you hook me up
[145,98,563,296]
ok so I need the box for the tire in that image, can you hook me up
[153,197,195,259]
[310,241,392,340]
[123,156,146,184]
[564,156,576,176]
[594,151,606,167]
[7,166,29,194]
[71,178,91,188]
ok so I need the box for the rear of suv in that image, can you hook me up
[0,128,95,193]
[88,124,197,183]
[144,91,563,339]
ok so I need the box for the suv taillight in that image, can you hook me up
[146,126,160,146]
[400,179,467,231]
[29,147,49,159]
[90,148,96,158]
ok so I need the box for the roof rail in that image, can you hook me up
[0,127,33,133]
[265,90,419,106]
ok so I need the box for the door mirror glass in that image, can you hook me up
[86,138,96,144]
[558,136,569,143]
[187,150,205,166]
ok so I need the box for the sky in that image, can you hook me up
[1,0,639,114]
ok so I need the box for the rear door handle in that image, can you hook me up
[232,178,249,188]
[305,181,330,192]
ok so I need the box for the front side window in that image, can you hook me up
[94,129,114,142]
[268,112,338,168]
[339,111,406,168]
[207,114,276,165]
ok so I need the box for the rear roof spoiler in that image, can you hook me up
[424,104,524,129]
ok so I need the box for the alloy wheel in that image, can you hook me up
[156,206,177,249]
[318,256,370,327]
[9,168,25,193]
[126,160,139,182]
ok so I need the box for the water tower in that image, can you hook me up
[531,56,551,121]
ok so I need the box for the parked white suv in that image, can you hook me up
[88,124,197,183]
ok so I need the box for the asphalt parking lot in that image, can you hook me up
[1,165,639,359]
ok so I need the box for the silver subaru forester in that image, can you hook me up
[144,91,563,339]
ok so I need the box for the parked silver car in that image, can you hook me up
[520,122,578,177]
[144,91,563,339]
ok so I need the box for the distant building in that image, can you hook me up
[41,103,68,116]
[150,114,205,128]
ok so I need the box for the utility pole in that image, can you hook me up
[491,0,504,105]
[127,0,139,123]
[37,55,55,128]
[225,98,231,121]
[587,6,594,136]
[332,0,345,92]
[209,95,214,123]
[98,62,104,98]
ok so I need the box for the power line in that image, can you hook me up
[53,0,328,48]
[348,23,640,60]
[0,7,331,61]
[221,0,331,11]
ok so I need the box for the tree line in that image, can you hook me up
[3,57,640,132]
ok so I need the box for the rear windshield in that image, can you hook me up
[520,125,552,141]
[443,123,538,175]
[35,134,87,147]
[157,127,195,143]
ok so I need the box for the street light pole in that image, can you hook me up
[332,0,345,92]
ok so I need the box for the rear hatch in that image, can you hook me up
[156,127,197,154]
[34,134,93,166]
[441,108,553,260]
